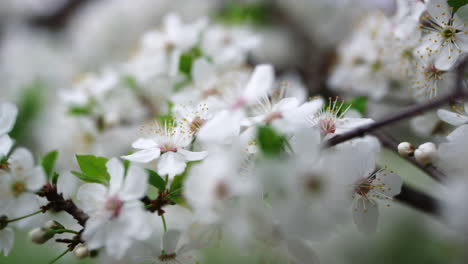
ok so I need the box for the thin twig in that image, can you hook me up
[372,130,447,182]
[395,184,440,217]
[325,58,468,148]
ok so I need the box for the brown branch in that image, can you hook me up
[324,58,468,148]
[372,130,447,182]
[395,184,440,217]
[38,184,89,226]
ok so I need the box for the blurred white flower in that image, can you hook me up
[438,102,468,126]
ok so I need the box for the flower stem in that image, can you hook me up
[47,248,70,264]
[53,229,80,235]
[161,214,167,232]
[6,210,42,223]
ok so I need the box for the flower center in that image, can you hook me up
[264,112,282,123]
[318,119,336,135]
[353,178,372,197]
[11,181,26,196]
[442,27,456,40]
[160,145,178,153]
[424,65,444,81]
[304,173,323,194]
[105,197,123,219]
[158,253,177,262]
[190,117,205,134]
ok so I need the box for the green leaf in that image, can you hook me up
[51,172,60,185]
[121,75,139,91]
[123,159,130,176]
[168,161,199,204]
[71,171,108,185]
[10,81,45,146]
[257,125,287,157]
[68,105,92,116]
[349,97,368,115]
[216,2,270,26]
[75,155,110,185]
[448,0,468,13]
[41,151,58,179]
[146,169,166,192]
[178,47,202,77]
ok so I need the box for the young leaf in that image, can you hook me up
[146,169,166,192]
[349,97,368,115]
[71,171,108,185]
[448,0,468,13]
[178,47,202,77]
[257,125,287,157]
[75,155,110,185]
[41,150,58,179]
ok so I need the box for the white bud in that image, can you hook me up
[415,142,437,165]
[29,228,53,244]
[398,142,415,156]
[43,220,63,230]
[73,244,89,259]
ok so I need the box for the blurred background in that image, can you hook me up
[0,0,467,263]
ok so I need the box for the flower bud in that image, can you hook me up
[398,142,415,156]
[29,228,54,244]
[415,142,437,165]
[43,220,64,230]
[73,244,89,259]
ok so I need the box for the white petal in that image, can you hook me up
[0,228,14,256]
[107,158,124,195]
[447,124,468,141]
[434,44,459,70]
[286,239,320,264]
[455,32,468,52]
[57,171,79,199]
[106,232,132,259]
[373,170,402,197]
[0,102,18,136]
[77,184,108,213]
[9,148,34,173]
[426,0,451,26]
[243,64,274,103]
[197,110,242,145]
[157,152,187,179]
[437,109,468,126]
[178,149,208,162]
[82,217,106,250]
[353,198,379,234]
[121,148,161,163]
[25,166,46,191]
[285,98,324,126]
[132,138,158,149]
[163,230,181,253]
[0,135,13,157]
[192,58,216,87]
[273,97,299,112]
[120,166,148,201]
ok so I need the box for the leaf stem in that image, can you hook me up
[161,214,167,232]
[6,210,42,223]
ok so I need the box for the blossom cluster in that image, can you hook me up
[1,0,468,263]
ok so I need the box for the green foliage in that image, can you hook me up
[168,161,199,204]
[179,47,202,77]
[146,169,167,192]
[349,96,368,115]
[10,81,45,146]
[216,2,270,26]
[448,0,468,12]
[257,125,287,157]
[41,150,58,180]
[121,75,139,91]
[73,155,110,185]
[67,105,92,116]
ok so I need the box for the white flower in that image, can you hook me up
[410,55,455,99]
[77,158,151,259]
[201,25,260,68]
[197,64,274,144]
[437,102,468,126]
[0,148,45,227]
[333,142,402,233]
[0,228,14,256]
[0,102,18,136]
[122,121,207,179]
[306,97,373,139]
[416,0,468,70]
[437,124,468,174]
[173,102,213,135]
[155,230,199,264]
[443,177,468,233]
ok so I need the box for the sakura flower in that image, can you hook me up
[410,56,455,99]
[137,230,200,264]
[173,102,213,135]
[0,148,46,227]
[0,227,13,256]
[416,0,468,70]
[77,158,151,259]
[333,142,402,233]
[122,121,207,179]
[0,102,18,136]
[437,124,468,174]
[197,64,274,144]
[437,102,468,126]
[306,97,373,139]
